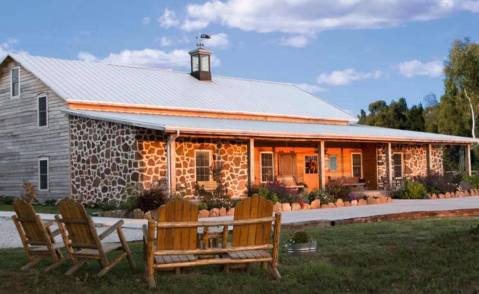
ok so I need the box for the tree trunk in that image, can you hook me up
[465,88,476,139]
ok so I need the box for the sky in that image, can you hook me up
[1,0,479,116]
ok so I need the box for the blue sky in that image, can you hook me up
[1,0,479,115]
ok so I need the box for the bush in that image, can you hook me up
[292,231,310,243]
[0,195,15,205]
[393,180,428,199]
[43,199,57,206]
[415,174,457,194]
[325,179,352,199]
[308,189,335,204]
[251,181,299,204]
[461,175,479,189]
[137,182,170,212]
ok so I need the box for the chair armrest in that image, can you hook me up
[43,220,55,228]
[99,220,124,240]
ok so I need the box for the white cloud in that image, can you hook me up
[142,16,151,25]
[280,35,310,48]
[77,48,221,69]
[159,36,172,47]
[317,68,382,86]
[295,83,326,93]
[398,59,443,78]
[183,0,479,45]
[205,33,229,48]
[77,51,98,62]
[158,8,180,28]
[0,39,19,59]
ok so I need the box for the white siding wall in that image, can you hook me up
[0,57,70,200]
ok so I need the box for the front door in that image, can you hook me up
[303,154,319,190]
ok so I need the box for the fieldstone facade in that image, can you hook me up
[69,116,248,203]
[376,144,443,189]
[175,138,249,198]
[69,116,167,204]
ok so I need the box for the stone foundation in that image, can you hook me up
[376,144,443,189]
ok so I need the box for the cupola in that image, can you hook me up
[189,34,212,81]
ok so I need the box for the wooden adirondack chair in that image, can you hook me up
[12,199,67,272]
[229,195,281,279]
[55,198,135,277]
[144,198,198,288]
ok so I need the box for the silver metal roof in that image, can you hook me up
[65,110,478,144]
[7,53,354,122]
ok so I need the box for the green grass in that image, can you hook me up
[1,217,479,293]
[0,204,102,215]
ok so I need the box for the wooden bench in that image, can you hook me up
[143,196,281,289]
[276,175,305,190]
[332,177,367,191]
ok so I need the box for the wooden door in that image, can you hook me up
[278,152,296,177]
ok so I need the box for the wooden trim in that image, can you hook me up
[67,101,349,125]
[387,143,393,188]
[466,144,472,176]
[248,138,255,189]
[319,141,325,189]
[10,66,20,99]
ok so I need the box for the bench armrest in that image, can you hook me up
[99,220,124,240]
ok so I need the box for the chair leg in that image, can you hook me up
[118,227,136,270]
[21,257,42,271]
[44,257,67,273]
[97,252,127,277]
[147,271,157,289]
[65,260,86,276]
[271,264,281,280]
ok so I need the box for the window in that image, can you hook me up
[392,153,403,178]
[11,67,20,98]
[352,153,363,178]
[195,150,211,181]
[305,155,318,174]
[260,152,274,182]
[38,158,49,191]
[200,55,209,71]
[192,55,199,72]
[329,155,337,171]
[38,96,48,127]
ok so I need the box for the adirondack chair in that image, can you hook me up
[55,198,135,276]
[144,196,281,289]
[228,195,281,279]
[11,199,67,272]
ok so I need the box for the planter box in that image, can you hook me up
[286,240,317,254]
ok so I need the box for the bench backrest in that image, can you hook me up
[156,198,198,250]
[232,195,273,247]
[57,198,99,249]
[14,199,51,246]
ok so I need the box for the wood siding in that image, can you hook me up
[0,58,70,199]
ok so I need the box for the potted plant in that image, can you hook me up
[285,231,317,254]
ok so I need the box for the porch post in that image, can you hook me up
[465,144,472,176]
[248,138,255,189]
[167,134,178,196]
[319,140,326,190]
[387,142,393,189]
[427,143,433,175]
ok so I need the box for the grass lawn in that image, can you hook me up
[1,217,479,293]
[0,204,102,215]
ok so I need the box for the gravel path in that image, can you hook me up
[2,196,479,248]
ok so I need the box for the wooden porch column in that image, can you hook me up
[427,144,433,175]
[387,142,393,189]
[465,144,472,176]
[248,138,255,189]
[319,141,326,190]
[167,134,178,195]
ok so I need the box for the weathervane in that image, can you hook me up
[196,33,211,48]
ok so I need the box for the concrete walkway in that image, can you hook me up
[2,197,479,248]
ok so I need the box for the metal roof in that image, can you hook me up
[65,110,478,144]
[7,53,354,122]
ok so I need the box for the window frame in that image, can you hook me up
[195,150,212,182]
[260,151,274,183]
[37,94,48,127]
[304,154,318,174]
[351,152,363,178]
[10,66,20,99]
[392,152,404,179]
[38,157,49,191]
[328,154,337,172]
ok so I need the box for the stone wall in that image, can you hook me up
[69,116,167,204]
[376,144,443,189]
[175,138,248,198]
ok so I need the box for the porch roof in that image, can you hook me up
[65,110,478,144]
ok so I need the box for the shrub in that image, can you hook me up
[325,179,352,199]
[257,186,279,204]
[461,175,479,189]
[292,231,311,243]
[393,180,428,199]
[308,189,335,204]
[0,195,15,205]
[415,174,457,194]
[251,181,299,204]
[43,199,57,206]
[137,182,170,212]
